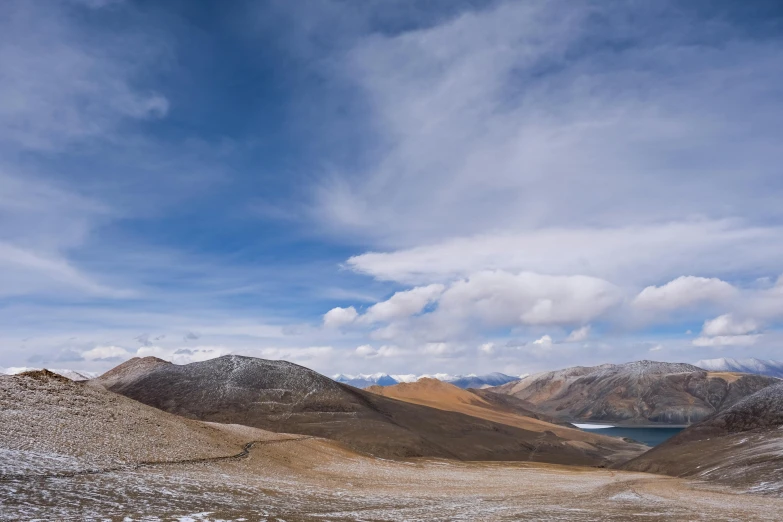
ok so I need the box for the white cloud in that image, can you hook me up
[355,344,375,357]
[81,345,130,361]
[533,335,553,346]
[692,335,761,347]
[361,284,444,323]
[0,1,168,151]
[435,271,620,327]
[478,342,495,355]
[302,0,783,366]
[345,222,783,287]
[649,344,663,352]
[323,306,358,328]
[633,276,736,312]
[702,314,760,337]
[354,344,403,358]
[315,1,783,256]
[565,325,590,343]
[422,342,460,357]
[691,313,763,348]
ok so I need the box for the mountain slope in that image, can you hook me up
[96,355,645,465]
[622,381,783,494]
[493,360,778,425]
[0,369,287,475]
[367,378,648,464]
[696,357,783,378]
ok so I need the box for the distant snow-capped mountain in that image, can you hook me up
[333,371,522,389]
[331,373,401,388]
[695,358,783,379]
[0,367,97,381]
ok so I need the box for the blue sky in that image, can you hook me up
[2,0,783,376]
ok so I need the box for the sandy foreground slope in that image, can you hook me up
[2,371,783,520]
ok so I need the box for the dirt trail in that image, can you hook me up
[0,436,312,482]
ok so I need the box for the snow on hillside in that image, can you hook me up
[0,367,97,381]
[333,371,519,389]
[695,358,783,379]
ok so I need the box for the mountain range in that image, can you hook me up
[93,355,642,464]
[3,363,780,519]
[333,371,522,389]
[492,360,779,425]
[695,357,783,378]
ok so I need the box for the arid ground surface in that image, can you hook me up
[3,436,783,521]
[3,370,783,521]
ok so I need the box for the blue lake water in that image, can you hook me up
[577,426,684,446]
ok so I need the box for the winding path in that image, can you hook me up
[0,436,313,482]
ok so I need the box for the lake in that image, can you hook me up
[575,425,684,446]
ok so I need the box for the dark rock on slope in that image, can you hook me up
[493,360,778,425]
[95,355,646,465]
[622,381,783,494]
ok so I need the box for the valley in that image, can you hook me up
[2,357,783,520]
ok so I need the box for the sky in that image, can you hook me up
[2,0,783,377]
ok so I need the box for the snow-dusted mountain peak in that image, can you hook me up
[695,357,783,378]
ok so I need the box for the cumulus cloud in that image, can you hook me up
[702,314,759,337]
[355,344,375,357]
[323,306,358,328]
[435,271,620,327]
[565,325,591,343]
[81,345,130,361]
[361,284,444,323]
[633,276,737,312]
[692,313,763,347]
[532,335,553,346]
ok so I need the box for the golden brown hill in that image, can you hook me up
[366,378,648,464]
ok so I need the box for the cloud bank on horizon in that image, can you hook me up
[1,0,782,377]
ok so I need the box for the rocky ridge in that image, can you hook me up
[493,360,778,425]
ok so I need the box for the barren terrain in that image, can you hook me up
[4,433,783,521]
[96,355,645,466]
[2,370,783,520]
[367,378,648,465]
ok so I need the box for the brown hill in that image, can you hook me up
[493,360,778,425]
[0,369,289,475]
[622,381,783,494]
[95,355,647,466]
[367,378,648,464]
